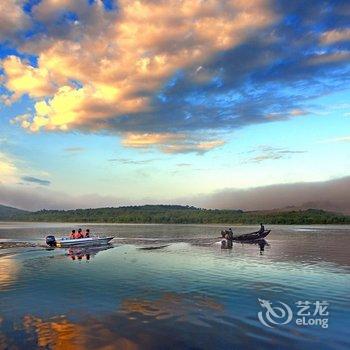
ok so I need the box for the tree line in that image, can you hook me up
[4,205,350,224]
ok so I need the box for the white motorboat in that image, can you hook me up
[46,235,114,247]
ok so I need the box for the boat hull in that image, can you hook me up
[56,236,114,248]
[232,230,270,242]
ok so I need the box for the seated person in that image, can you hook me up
[70,230,76,239]
[75,228,84,239]
[85,229,90,238]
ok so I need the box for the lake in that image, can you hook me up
[0,223,349,349]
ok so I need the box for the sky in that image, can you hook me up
[0,0,349,211]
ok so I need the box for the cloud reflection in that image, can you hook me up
[0,257,19,291]
[23,315,138,350]
[18,293,225,349]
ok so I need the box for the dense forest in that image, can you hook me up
[1,204,349,225]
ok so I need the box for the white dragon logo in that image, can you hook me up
[258,298,293,328]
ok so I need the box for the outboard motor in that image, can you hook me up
[46,235,56,247]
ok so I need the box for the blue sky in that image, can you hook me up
[0,0,349,210]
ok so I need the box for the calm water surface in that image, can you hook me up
[0,223,349,349]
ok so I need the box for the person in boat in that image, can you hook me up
[75,228,84,239]
[259,223,265,233]
[221,228,234,249]
[221,228,233,239]
[85,229,90,238]
[70,230,76,239]
[227,228,234,240]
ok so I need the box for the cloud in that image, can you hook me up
[10,0,275,133]
[265,108,309,121]
[1,1,350,154]
[121,133,225,154]
[289,108,308,117]
[307,50,350,65]
[21,176,51,186]
[0,152,50,187]
[242,146,305,164]
[0,152,18,184]
[0,0,30,41]
[321,28,350,44]
[108,158,159,165]
[2,0,276,148]
[322,136,350,143]
[1,56,56,101]
[0,184,125,210]
[193,176,350,214]
[63,147,86,153]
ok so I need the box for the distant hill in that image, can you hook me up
[0,204,29,220]
[0,204,349,225]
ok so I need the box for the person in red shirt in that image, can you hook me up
[70,230,76,239]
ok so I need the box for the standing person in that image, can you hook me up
[70,230,76,239]
[226,228,234,240]
[85,229,90,238]
[259,223,265,233]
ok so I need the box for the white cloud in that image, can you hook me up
[321,136,350,144]
[0,152,18,184]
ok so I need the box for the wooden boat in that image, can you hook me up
[232,229,270,242]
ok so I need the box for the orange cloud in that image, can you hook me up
[122,133,225,153]
[289,108,307,116]
[1,56,56,100]
[308,51,350,65]
[320,28,350,44]
[2,0,277,152]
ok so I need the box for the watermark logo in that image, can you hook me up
[258,299,329,329]
[258,299,293,328]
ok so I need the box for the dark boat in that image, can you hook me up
[232,229,271,242]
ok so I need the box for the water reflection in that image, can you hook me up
[222,239,269,254]
[238,239,269,254]
[66,245,113,261]
[23,315,86,350]
[0,224,349,349]
[0,257,19,291]
[22,314,138,350]
[17,292,226,350]
[119,292,224,324]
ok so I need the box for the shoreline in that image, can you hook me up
[1,220,350,226]
[0,241,41,250]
